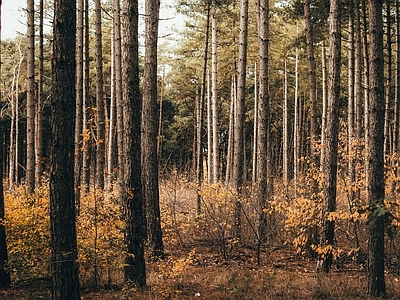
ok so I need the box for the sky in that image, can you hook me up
[2,0,26,39]
[1,0,184,40]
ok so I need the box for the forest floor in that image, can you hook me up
[1,245,400,300]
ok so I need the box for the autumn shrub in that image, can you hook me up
[4,182,51,281]
[159,172,198,249]
[76,189,124,287]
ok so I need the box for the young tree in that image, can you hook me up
[367,0,386,296]
[50,0,81,297]
[142,0,164,259]
[321,0,341,273]
[121,0,146,286]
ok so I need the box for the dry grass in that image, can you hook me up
[2,246,400,299]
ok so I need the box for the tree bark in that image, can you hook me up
[211,0,219,183]
[367,0,386,296]
[95,0,105,190]
[35,0,44,187]
[26,0,35,194]
[121,0,146,286]
[303,0,317,162]
[50,0,81,297]
[75,0,84,210]
[0,4,11,284]
[142,0,164,260]
[322,0,341,273]
[255,0,269,242]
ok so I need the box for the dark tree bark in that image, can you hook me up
[95,0,105,190]
[113,0,123,185]
[303,0,317,162]
[196,0,211,214]
[255,0,269,242]
[142,0,164,260]
[35,0,44,187]
[0,0,10,289]
[75,0,84,211]
[121,0,146,286]
[0,118,11,290]
[50,0,81,298]
[367,0,386,296]
[321,0,341,273]
[232,0,249,240]
[26,0,35,194]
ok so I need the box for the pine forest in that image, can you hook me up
[1,0,400,298]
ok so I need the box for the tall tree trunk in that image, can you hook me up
[355,0,363,140]
[283,58,288,184]
[225,75,235,186]
[362,0,370,145]
[95,0,105,190]
[75,0,84,210]
[207,70,212,183]
[348,0,356,210]
[322,0,341,273]
[255,0,269,242]
[50,0,81,297]
[0,1,11,286]
[367,0,386,296]
[82,0,90,192]
[113,0,123,186]
[121,0,146,286]
[142,0,164,260]
[294,36,300,189]
[393,0,400,195]
[211,0,219,183]
[196,0,210,214]
[232,0,249,239]
[384,0,392,156]
[35,0,44,187]
[26,0,35,194]
[252,62,258,184]
[303,0,317,162]
[320,41,327,169]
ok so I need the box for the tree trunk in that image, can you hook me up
[252,62,258,184]
[232,0,249,240]
[384,0,392,156]
[303,0,317,162]
[211,0,219,183]
[35,0,44,187]
[320,41,327,170]
[0,3,11,284]
[196,0,210,214]
[121,0,146,285]
[75,0,84,211]
[82,0,90,192]
[283,58,288,184]
[50,0,81,297]
[322,0,341,273]
[142,0,164,260]
[367,0,386,296]
[113,0,123,186]
[26,0,35,194]
[255,0,269,242]
[95,0,105,190]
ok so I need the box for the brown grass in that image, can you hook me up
[2,246,400,299]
